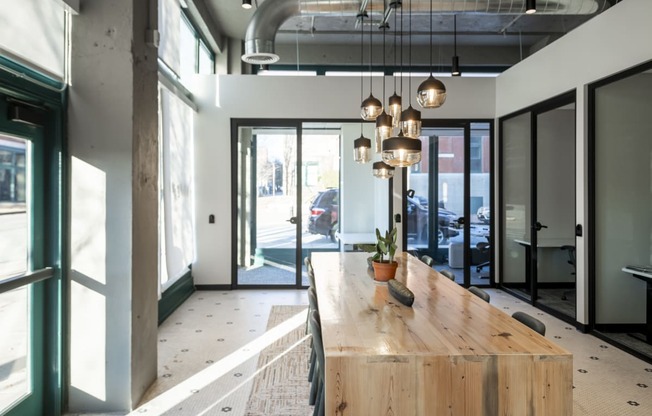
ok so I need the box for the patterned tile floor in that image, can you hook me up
[74,288,652,415]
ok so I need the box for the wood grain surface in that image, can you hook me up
[312,251,572,416]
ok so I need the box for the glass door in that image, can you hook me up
[0,96,56,415]
[235,122,342,287]
[236,124,301,286]
[500,94,576,311]
[406,121,493,287]
[500,112,533,301]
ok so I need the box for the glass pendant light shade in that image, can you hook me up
[375,111,393,148]
[387,93,402,127]
[416,75,447,108]
[372,161,395,179]
[354,135,372,163]
[381,134,422,167]
[360,94,383,121]
[400,105,422,139]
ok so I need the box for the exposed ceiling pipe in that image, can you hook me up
[242,0,609,65]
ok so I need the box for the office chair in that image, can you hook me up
[475,241,490,277]
[468,286,490,303]
[512,311,546,336]
[421,255,434,267]
[560,246,575,301]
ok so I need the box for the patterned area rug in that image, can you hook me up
[244,305,313,416]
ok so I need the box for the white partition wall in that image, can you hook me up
[495,0,652,325]
[190,75,495,285]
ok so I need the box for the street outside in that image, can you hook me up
[0,210,28,413]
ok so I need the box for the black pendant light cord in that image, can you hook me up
[454,14,457,58]
[369,0,373,95]
[360,11,364,134]
[393,4,397,94]
[382,10,386,103]
[400,2,403,97]
[429,0,433,76]
[408,0,412,101]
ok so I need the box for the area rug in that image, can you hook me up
[244,305,314,416]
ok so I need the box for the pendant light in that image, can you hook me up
[375,17,393,148]
[373,161,395,179]
[387,2,402,128]
[526,0,537,14]
[400,0,422,138]
[382,130,422,167]
[354,11,372,164]
[354,136,372,163]
[451,15,461,76]
[417,0,447,108]
[242,0,252,10]
[361,1,383,121]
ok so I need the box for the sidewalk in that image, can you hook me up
[0,202,26,215]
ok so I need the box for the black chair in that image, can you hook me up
[309,310,325,416]
[512,311,546,336]
[475,241,490,277]
[560,246,576,301]
[468,286,490,303]
[420,255,434,267]
[305,256,315,288]
[307,287,318,384]
[439,269,455,281]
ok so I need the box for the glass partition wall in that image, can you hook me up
[406,121,493,287]
[500,93,577,321]
[590,64,652,361]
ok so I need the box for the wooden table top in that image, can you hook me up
[312,251,571,360]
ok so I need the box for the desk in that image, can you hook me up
[514,239,575,293]
[312,252,572,415]
[334,232,376,251]
[622,266,652,344]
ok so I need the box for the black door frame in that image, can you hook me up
[405,118,494,288]
[498,91,577,323]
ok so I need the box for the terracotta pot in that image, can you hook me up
[372,261,398,282]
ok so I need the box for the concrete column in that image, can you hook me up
[68,0,158,411]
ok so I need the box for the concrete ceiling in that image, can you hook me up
[202,0,621,71]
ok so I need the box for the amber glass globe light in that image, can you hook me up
[354,136,372,163]
[416,75,447,108]
[387,93,402,127]
[400,105,422,139]
[360,94,383,121]
[381,133,422,168]
[372,161,395,179]
[375,111,393,151]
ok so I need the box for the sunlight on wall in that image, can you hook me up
[70,156,107,402]
[71,157,106,283]
[70,280,106,402]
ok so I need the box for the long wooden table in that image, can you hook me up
[311,252,572,416]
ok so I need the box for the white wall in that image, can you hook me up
[190,75,495,285]
[495,0,652,324]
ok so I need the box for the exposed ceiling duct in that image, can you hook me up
[241,0,610,65]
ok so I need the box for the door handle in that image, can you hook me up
[534,221,548,231]
[287,217,297,225]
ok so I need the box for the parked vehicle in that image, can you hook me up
[307,188,339,241]
[477,206,491,224]
[406,196,459,244]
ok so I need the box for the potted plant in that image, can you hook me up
[370,227,398,282]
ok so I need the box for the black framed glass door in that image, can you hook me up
[233,121,341,288]
[500,93,577,320]
[406,121,493,287]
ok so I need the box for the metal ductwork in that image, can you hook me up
[241,0,609,65]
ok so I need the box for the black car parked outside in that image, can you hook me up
[307,188,339,241]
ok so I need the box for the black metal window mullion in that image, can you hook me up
[463,123,471,287]
[295,123,303,287]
